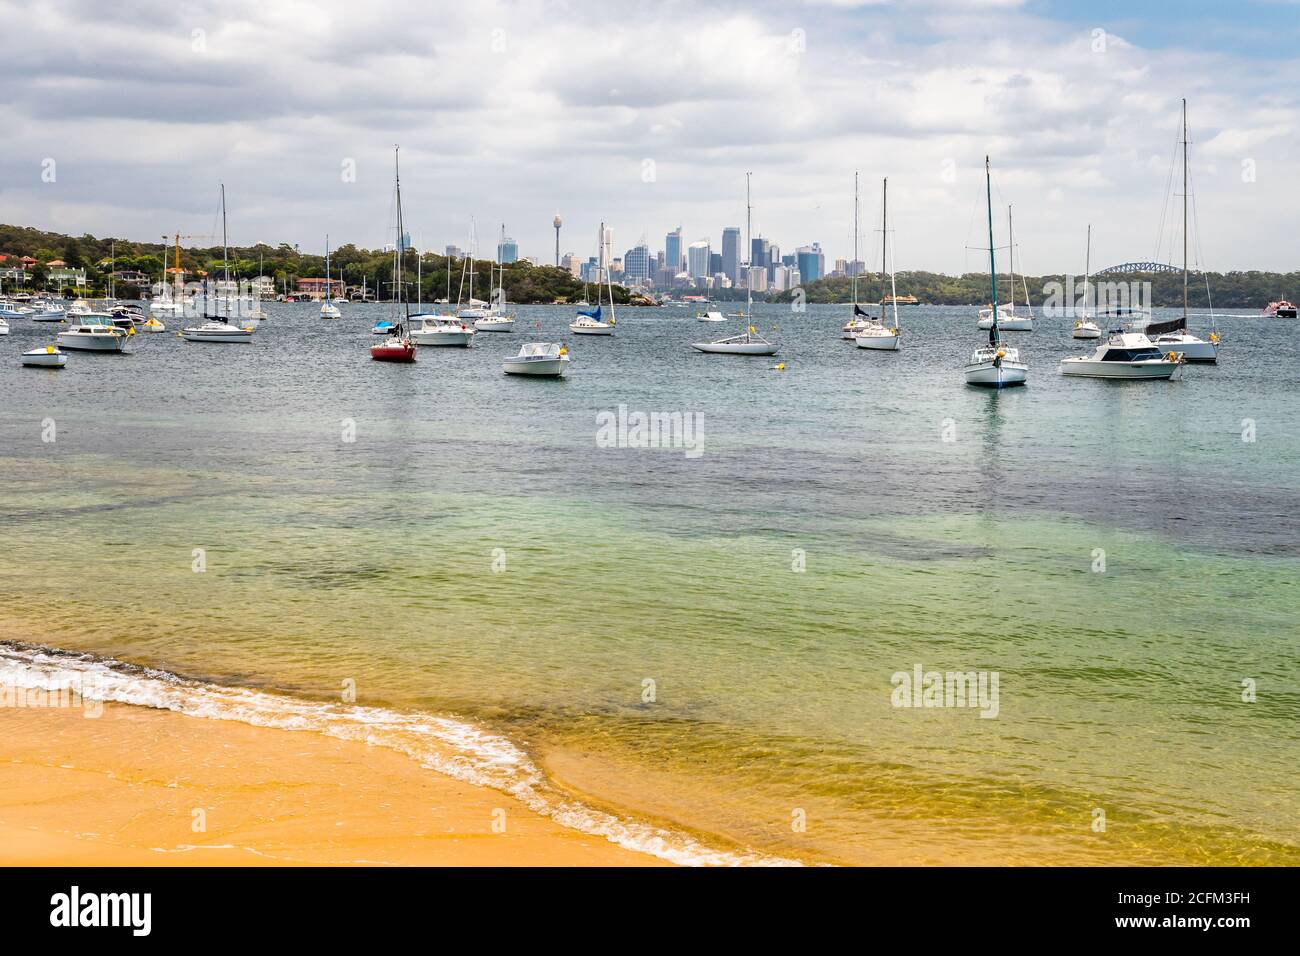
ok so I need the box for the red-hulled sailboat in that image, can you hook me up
[371,146,417,363]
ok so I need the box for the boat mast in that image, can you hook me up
[221,183,229,318]
[1182,97,1188,320]
[885,178,899,331]
[1084,224,1091,319]
[1007,205,1017,310]
[852,171,858,310]
[394,146,407,321]
[985,157,999,347]
[880,177,887,311]
[745,171,752,325]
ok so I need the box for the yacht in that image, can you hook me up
[0,301,33,321]
[474,226,516,331]
[697,310,726,323]
[855,176,902,351]
[369,149,417,364]
[976,205,1032,331]
[503,342,570,377]
[410,313,474,346]
[0,316,8,335]
[181,186,256,343]
[964,158,1027,388]
[57,319,133,352]
[1265,300,1296,318]
[570,308,615,335]
[1073,319,1102,339]
[1060,330,1181,379]
[694,175,779,356]
[570,223,618,335]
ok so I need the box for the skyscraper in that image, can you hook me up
[687,240,711,278]
[623,243,651,282]
[497,235,519,264]
[721,226,741,281]
[751,237,770,272]
[796,243,825,283]
[665,227,684,274]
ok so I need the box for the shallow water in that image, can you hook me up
[1,302,1296,864]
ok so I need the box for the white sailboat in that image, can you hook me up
[842,172,878,340]
[181,184,255,343]
[1143,100,1219,364]
[1073,224,1102,339]
[693,173,778,356]
[475,224,516,332]
[977,205,1033,331]
[570,221,616,335]
[320,236,341,319]
[855,177,901,351]
[370,147,417,363]
[964,158,1028,388]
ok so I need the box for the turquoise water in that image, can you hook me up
[1,303,1297,864]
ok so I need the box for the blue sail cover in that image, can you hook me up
[577,306,602,320]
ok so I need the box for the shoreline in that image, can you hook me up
[0,700,668,866]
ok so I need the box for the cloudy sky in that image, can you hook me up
[3,0,1298,273]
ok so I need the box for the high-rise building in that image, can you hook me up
[560,253,582,276]
[665,227,684,274]
[623,243,651,283]
[746,265,768,292]
[687,241,711,278]
[770,265,799,292]
[497,236,519,264]
[445,244,462,260]
[796,243,825,283]
[721,226,741,281]
[710,252,723,276]
[751,237,770,272]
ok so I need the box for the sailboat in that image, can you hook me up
[855,177,901,351]
[964,158,1027,387]
[569,222,616,335]
[475,224,516,331]
[320,236,341,319]
[977,205,1033,331]
[371,148,416,362]
[842,172,877,340]
[180,185,255,343]
[1144,100,1219,363]
[693,173,778,355]
[1073,225,1101,339]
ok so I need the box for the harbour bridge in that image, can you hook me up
[1093,261,1182,275]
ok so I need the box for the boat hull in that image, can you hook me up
[1072,326,1102,339]
[371,342,416,362]
[1155,340,1217,363]
[503,358,567,377]
[21,348,66,367]
[964,360,1028,387]
[180,329,254,343]
[691,341,779,355]
[473,318,515,332]
[1059,359,1177,379]
[570,324,614,335]
[977,317,1032,331]
[855,330,900,350]
[56,332,129,352]
[411,331,473,346]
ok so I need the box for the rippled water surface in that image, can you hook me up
[1,303,1296,864]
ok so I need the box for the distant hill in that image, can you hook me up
[0,222,631,305]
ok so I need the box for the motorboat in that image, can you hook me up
[21,345,67,368]
[0,301,33,320]
[371,319,398,336]
[473,312,515,332]
[29,304,66,322]
[57,320,133,352]
[142,316,167,333]
[697,310,726,323]
[1265,300,1296,318]
[410,313,474,346]
[1059,330,1181,379]
[503,342,569,377]
[0,316,8,335]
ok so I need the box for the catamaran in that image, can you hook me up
[855,177,901,351]
[964,158,1027,387]
[180,185,255,343]
[693,174,778,356]
[1142,100,1219,363]
[370,147,416,363]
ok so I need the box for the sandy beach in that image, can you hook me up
[0,702,664,866]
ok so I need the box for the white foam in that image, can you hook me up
[0,641,799,867]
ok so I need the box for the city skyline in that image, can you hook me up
[2,0,1297,274]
